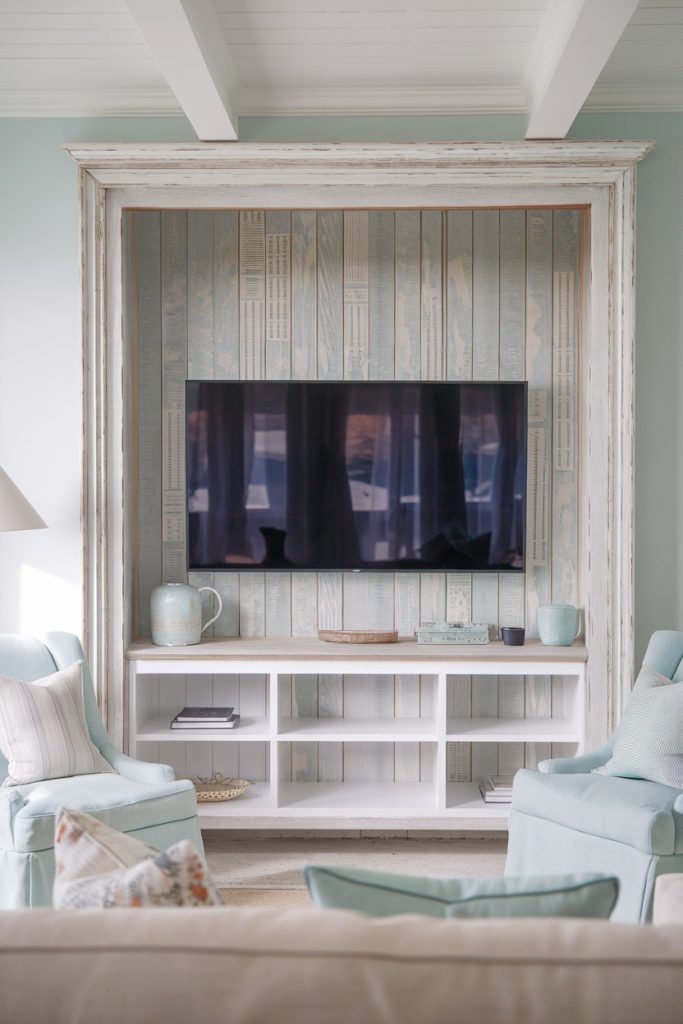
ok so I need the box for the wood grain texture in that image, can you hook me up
[446,210,473,381]
[420,210,443,381]
[132,212,162,636]
[160,211,188,585]
[132,201,584,788]
[525,210,553,741]
[369,211,395,380]
[213,211,239,380]
[473,210,499,380]
[317,210,343,379]
[291,210,317,379]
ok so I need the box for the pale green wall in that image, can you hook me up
[0,112,681,664]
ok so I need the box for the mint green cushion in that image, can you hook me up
[304,866,618,919]
[8,773,196,853]
[513,768,681,854]
[594,665,683,789]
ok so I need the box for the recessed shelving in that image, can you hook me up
[127,637,586,829]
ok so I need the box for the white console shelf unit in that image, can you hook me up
[127,637,586,831]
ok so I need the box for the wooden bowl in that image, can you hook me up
[318,629,399,644]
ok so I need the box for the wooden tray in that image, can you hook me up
[318,629,399,644]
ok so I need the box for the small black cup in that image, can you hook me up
[502,626,525,646]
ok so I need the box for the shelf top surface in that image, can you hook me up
[127,636,587,664]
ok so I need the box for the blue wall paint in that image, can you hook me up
[0,112,680,665]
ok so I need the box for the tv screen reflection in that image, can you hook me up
[186,380,526,572]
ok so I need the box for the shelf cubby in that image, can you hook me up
[127,637,587,829]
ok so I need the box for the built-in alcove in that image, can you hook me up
[122,204,582,788]
[66,141,651,766]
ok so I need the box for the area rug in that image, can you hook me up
[207,833,507,910]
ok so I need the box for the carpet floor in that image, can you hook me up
[205,832,508,910]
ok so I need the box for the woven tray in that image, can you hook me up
[193,773,250,803]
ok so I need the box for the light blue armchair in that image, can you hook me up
[506,630,683,923]
[0,632,202,907]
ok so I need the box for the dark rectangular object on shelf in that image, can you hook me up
[175,706,234,722]
[186,380,527,573]
[171,714,240,730]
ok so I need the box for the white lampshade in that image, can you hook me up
[0,466,47,533]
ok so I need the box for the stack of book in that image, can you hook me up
[170,706,240,730]
[415,621,489,645]
[479,775,514,804]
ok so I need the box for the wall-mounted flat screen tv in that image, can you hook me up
[186,380,527,573]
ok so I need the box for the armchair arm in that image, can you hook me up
[673,794,683,816]
[100,742,176,785]
[538,743,613,775]
[0,789,26,852]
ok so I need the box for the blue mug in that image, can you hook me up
[536,604,581,647]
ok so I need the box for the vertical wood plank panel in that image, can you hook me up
[395,572,420,638]
[185,673,213,778]
[291,210,317,379]
[447,678,472,782]
[446,210,473,380]
[212,575,240,637]
[343,210,370,379]
[446,573,472,622]
[317,210,343,379]
[420,573,446,625]
[265,573,292,636]
[265,209,291,379]
[473,210,500,380]
[213,211,239,379]
[239,210,265,380]
[135,212,162,635]
[188,210,214,379]
[213,673,240,736]
[552,209,580,604]
[395,210,421,380]
[369,210,395,379]
[525,209,554,754]
[160,211,188,584]
[239,572,265,637]
[291,573,318,635]
[187,570,215,636]
[318,673,343,782]
[318,572,343,629]
[499,210,526,380]
[421,210,443,380]
[471,574,499,781]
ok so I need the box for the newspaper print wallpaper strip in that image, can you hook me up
[124,207,581,787]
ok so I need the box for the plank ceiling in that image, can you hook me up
[0,0,681,118]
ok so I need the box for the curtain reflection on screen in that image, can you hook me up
[187,381,526,572]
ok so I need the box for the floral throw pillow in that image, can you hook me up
[53,807,222,909]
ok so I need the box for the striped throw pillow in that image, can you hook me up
[0,661,112,786]
[593,664,683,788]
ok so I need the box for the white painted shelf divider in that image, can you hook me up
[127,637,587,831]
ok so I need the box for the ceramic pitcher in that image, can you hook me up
[536,604,581,647]
[150,582,223,646]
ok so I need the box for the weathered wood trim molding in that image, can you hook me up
[67,141,652,754]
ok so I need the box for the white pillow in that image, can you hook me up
[593,664,683,788]
[0,662,112,787]
[53,808,222,909]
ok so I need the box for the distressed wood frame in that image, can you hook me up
[65,141,652,755]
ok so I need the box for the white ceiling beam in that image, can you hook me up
[125,0,238,141]
[524,0,640,140]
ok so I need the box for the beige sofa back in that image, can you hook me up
[1,905,683,1024]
